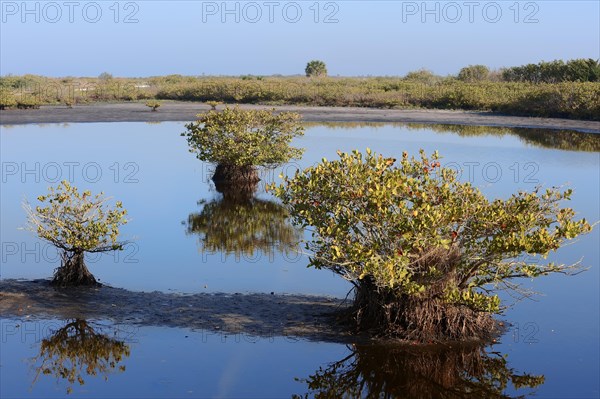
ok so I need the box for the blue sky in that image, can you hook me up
[1,1,598,77]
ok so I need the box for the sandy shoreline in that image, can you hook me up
[1,102,599,133]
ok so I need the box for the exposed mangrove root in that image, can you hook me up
[212,164,260,185]
[51,252,100,287]
[212,164,260,202]
[348,279,497,342]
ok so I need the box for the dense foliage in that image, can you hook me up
[23,181,128,286]
[403,69,442,84]
[305,60,328,77]
[182,106,304,167]
[272,149,592,340]
[502,58,600,83]
[0,88,17,109]
[458,65,490,82]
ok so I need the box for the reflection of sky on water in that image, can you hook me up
[1,122,598,397]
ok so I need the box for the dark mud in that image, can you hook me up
[0,279,357,343]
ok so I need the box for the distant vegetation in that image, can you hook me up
[404,69,444,84]
[145,100,161,111]
[305,60,328,77]
[205,100,222,110]
[1,59,598,120]
[502,59,600,83]
[457,65,490,82]
[98,72,114,81]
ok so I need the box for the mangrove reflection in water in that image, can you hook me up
[306,122,600,152]
[31,319,130,395]
[295,343,544,399]
[186,180,302,259]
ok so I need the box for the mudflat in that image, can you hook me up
[1,103,599,133]
[0,279,355,343]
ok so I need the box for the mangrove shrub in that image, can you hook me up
[145,100,161,111]
[272,149,592,341]
[23,181,128,286]
[183,106,304,185]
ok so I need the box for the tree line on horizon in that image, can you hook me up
[2,58,598,83]
[1,58,599,120]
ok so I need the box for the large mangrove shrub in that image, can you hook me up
[23,181,128,286]
[183,106,304,185]
[273,149,592,341]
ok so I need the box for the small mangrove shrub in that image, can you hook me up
[23,181,129,286]
[145,100,161,111]
[205,100,222,110]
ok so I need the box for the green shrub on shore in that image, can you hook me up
[145,100,161,111]
[457,65,490,82]
[403,69,442,84]
[16,95,41,109]
[502,59,600,83]
[0,89,17,109]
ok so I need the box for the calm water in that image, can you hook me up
[1,122,598,398]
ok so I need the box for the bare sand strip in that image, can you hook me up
[1,103,599,133]
[0,279,355,343]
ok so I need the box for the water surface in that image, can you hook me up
[1,122,598,398]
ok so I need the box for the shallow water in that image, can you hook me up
[1,122,598,397]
